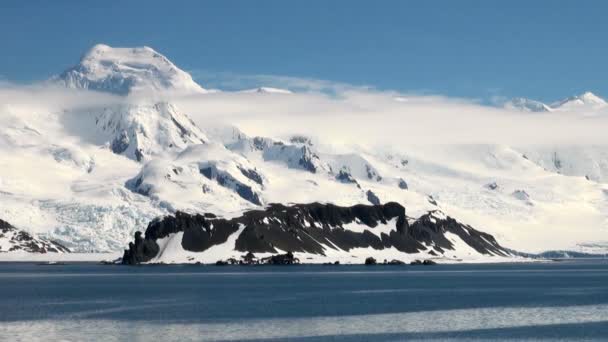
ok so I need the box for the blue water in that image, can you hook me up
[1,260,608,341]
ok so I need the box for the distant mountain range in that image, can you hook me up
[504,91,607,112]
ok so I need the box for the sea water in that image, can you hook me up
[1,260,607,341]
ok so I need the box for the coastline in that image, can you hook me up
[0,251,542,265]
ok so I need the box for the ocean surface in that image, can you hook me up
[1,260,608,341]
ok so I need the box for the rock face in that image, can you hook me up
[366,190,381,205]
[121,202,512,264]
[199,165,262,205]
[0,219,69,253]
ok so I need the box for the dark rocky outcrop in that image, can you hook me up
[365,164,382,181]
[238,166,264,186]
[485,182,499,190]
[216,258,239,265]
[365,257,377,265]
[200,165,262,205]
[512,190,531,201]
[398,179,408,190]
[122,202,512,265]
[410,259,437,265]
[366,190,381,205]
[261,252,300,265]
[297,146,319,173]
[0,219,69,253]
[216,252,261,265]
[290,135,313,146]
[212,252,301,266]
[249,137,321,174]
[335,169,360,187]
[121,231,159,264]
[110,131,130,154]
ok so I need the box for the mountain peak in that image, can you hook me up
[504,97,552,112]
[58,44,206,95]
[578,91,605,103]
[551,91,606,109]
[241,87,293,94]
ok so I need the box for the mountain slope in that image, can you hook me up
[92,102,208,162]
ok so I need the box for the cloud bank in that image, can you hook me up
[1,80,607,148]
[176,88,608,147]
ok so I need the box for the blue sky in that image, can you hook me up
[0,1,606,102]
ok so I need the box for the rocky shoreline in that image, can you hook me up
[121,202,513,265]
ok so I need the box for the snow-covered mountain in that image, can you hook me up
[57,44,207,95]
[93,101,208,162]
[240,87,293,94]
[505,92,607,113]
[504,97,552,112]
[551,91,607,110]
[1,44,608,262]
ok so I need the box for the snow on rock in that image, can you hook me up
[504,92,607,113]
[366,190,381,205]
[93,102,208,161]
[519,147,608,182]
[122,202,514,264]
[126,143,265,213]
[485,182,499,190]
[220,128,384,187]
[47,145,96,173]
[226,134,329,174]
[0,219,69,253]
[504,98,552,112]
[327,154,383,181]
[512,190,531,203]
[551,92,607,111]
[57,44,207,95]
[240,87,293,94]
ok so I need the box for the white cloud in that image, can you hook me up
[190,70,372,95]
[173,88,608,147]
[1,81,607,148]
